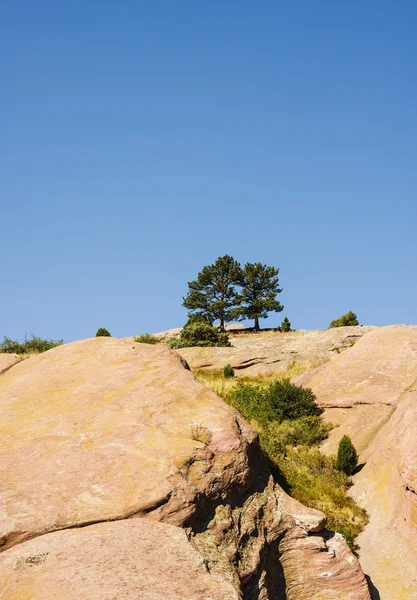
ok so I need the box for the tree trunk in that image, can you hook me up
[220,317,225,332]
[254,317,260,331]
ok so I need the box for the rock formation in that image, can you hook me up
[293,325,417,600]
[0,338,370,599]
[176,326,374,377]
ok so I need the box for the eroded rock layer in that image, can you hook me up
[177,326,374,377]
[294,325,417,600]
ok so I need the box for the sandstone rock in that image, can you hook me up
[0,337,257,550]
[293,325,417,599]
[0,519,239,600]
[0,337,371,599]
[0,354,21,375]
[178,326,374,378]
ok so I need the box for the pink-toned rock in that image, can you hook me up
[0,337,371,599]
[293,325,417,408]
[280,527,370,600]
[178,326,373,378]
[0,354,20,375]
[293,325,417,599]
[0,519,239,600]
[0,337,256,550]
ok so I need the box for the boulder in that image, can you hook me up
[0,337,370,599]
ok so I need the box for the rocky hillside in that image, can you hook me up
[293,325,417,600]
[175,326,375,377]
[169,323,417,599]
[0,337,370,599]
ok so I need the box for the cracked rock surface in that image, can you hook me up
[0,337,370,599]
[176,326,374,377]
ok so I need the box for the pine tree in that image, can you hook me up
[336,435,358,475]
[240,263,283,330]
[182,255,243,331]
[281,317,291,332]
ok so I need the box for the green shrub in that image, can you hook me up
[281,317,291,332]
[329,311,359,328]
[336,435,358,475]
[95,328,111,337]
[0,335,63,355]
[167,319,230,349]
[229,379,322,426]
[134,334,159,344]
[223,363,235,378]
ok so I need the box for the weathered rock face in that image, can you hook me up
[177,326,374,377]
[0,519,240,600]
[293,325,417,600]
[0,338,370,599]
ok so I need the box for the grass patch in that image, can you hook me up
[191,359,327,397]
[193,367,368,551]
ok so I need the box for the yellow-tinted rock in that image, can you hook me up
[0,519,239,600]
[0,337,256,550]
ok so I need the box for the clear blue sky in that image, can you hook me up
[1,1,416,342]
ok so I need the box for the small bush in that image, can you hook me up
[0,335,63,355]
[95,328,111,337]
[135,334,159,344]
[229,379,322,426]
[329,311,359,328]
[167,319,230,349]
[336,435,358,475]
[281,317,291,332]
[223,363,235,378]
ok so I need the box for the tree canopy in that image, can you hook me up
[182,255,243,331]
[239,263,283,330]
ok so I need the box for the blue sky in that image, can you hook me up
[1,1,416,342]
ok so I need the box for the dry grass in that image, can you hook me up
[192,359,327,399]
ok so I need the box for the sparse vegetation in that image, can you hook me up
[193,368,368,550]
[329,311,359,328]
[336,435,358,475]
[168,318,230,349]
[0,335,63,355]
[95,328,111,337]
[135,334,160,344]
[223,363,235,378]
[190,424,213,445]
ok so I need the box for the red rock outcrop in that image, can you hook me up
[0,338,370,599]
[177,326,374,377]
[293,325,417,599]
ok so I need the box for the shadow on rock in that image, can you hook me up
[365,575,381,600]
